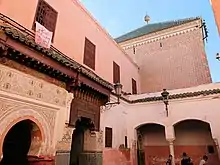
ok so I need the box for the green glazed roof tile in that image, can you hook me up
[115,17,200,43]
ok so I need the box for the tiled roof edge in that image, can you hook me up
[115,17,201,43]
[116,88,220,104]
[0,25,114,90]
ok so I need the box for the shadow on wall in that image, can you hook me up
[174,119,219,165]
[136,123,169,165]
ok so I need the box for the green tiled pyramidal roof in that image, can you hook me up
[115,17,200,43]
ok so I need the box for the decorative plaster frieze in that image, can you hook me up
[56,126,74,151]
[65,93,74,123]
[84,130,103,151]
[0,63,68,107]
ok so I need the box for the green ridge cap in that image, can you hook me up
[115,17,200,43]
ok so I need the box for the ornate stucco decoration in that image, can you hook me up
[65,93,74,123]
[0,97,57,156]
[0,63,67,107]
[56,126,74,152]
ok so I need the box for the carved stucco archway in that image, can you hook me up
[0,108,53,158]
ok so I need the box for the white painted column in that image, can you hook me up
[167,139,175,165]
[210,122,220,161]
[213,138,220,160]
[165,125,176,165]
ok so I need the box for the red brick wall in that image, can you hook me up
[103,149,131,165]
[123,25,212,93]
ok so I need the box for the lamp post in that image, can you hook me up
[161,89,169,117]
[105,82,123,106]
[216,53,220,61]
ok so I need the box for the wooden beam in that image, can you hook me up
[5,38,77,78]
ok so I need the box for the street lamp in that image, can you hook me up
[216,53,220,61]
[161,89,169,117]
[105,83,123,106]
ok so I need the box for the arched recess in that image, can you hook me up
[173,119,220,165]
[135,121,165,130]
[0,109,52,158]
[0,119,43,165]
[136,123,169,165]
[172,117,212,127]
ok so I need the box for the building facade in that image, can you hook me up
[0,0,140,94]
[0,15,114,165]
[0,0,126,164]
[210,0,220,35]
[0,0,141,164]
[101,83,220,165]
[0,0,218,165]
[115,18,212,93]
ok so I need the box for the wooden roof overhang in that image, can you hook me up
[0,24,113,106]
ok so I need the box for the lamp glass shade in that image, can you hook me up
[161,89,169,99]
[114,83,123,96]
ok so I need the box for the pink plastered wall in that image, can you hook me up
[0,0,140,93]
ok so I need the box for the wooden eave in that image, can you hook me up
[0,25,113,99]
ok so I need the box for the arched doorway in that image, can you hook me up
[69,117,95,165]
[136,123,168,165]
[0,119,42,165]
[174,119,220,165]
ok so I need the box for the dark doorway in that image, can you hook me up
[0,120,33,165]
[69,117,94,165]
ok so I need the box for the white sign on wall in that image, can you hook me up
[35,22,53,49]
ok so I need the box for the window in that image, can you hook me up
[105,127,112,148]
[125,136,128,148]
[207,145,215,154]
[113,62,120,83]
[83,38,96,70]
[33,0,58,40]
[132,78,137,94]
[160,42,163,47]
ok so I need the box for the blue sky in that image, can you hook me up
[80,0,220,82]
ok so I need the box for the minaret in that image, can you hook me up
[144,14,150,24]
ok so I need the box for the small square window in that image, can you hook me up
[105,127,112,148]
[207,145,215,154]
[83,38,96,70]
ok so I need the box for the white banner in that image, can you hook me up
[35,22,53,49]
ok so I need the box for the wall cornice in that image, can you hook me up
[119,20,201,50]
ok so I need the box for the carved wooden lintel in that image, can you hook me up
[68,85,108,131]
